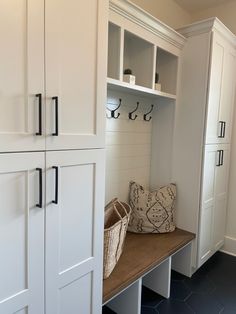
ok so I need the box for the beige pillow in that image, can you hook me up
[128,181,176,233]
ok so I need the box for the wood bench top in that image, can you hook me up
[103,228,195,303]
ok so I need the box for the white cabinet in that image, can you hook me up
[0,152,44,314]
[198,144,230,267]
[205,32,236,144]
[173,18,236,272]
[45,0,107,150]
[45,149,105,314]
[0,0,107,153]
[0,0,45,152]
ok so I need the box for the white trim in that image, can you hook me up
[177,17,236,48]
[109,0,186,50]
[221,236,236,256]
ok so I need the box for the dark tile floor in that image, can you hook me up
[103,252,236,314]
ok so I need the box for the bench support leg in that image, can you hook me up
[172,243,192,277]
[142,257,171,298]
[107,279,142,314]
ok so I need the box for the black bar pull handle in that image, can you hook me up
[36,168,43,208]
[36,94,42,136]
[216,150,222,167]
[52,96,59,136]
[218,121,224,138]
[52,166,59,204]
[220,150,224,166]
[222,121,226,138]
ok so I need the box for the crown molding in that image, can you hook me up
[109,0,186,50]
[177,17,236,47]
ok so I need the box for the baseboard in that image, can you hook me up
[220,236,236,257]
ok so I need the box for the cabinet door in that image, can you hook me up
[198,145,216,267]
[45,149,105,314]
[218,47,236,144]
[205,33,236,144]
[213,145,230,251]
[0,152,44,314]
[45,0,108,150]
[0,1,45,152]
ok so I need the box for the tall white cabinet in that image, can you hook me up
[173,18,236,271]
[0,1,107,313]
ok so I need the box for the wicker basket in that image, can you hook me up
[103,198,131,279]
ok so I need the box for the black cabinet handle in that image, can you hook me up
[216,150,222,167]
[35,94,42,136]
[222,122,226,138]
[52,96,59,136]
[52,166,59,204]
[218,121,224,138]
[220,150,224,166]
[36,168,43,208]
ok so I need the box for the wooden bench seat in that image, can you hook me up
[103,228,195,304]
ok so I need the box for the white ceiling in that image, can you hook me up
[174,0,235,12]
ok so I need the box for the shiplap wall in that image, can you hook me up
[105,90,155,203]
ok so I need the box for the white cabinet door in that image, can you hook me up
[0,1,45,152]
[205,33,236,144]
[0,152,44,314]
[45,149,105,314]
[45,0,108,150]
[198,145,216,267]
[213,145,230,251]
[218,47,236,144]
[198,144,230,267]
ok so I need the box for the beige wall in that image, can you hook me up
[131,0,191,29]
[191,1,236,35]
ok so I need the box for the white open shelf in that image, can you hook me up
[107,77,177,100]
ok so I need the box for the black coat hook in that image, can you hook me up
[106,98,121,119]
[129,102,139,120]
[143,104,154,121]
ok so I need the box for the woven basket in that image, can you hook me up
[103,198,131,279]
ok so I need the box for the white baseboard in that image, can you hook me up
[221,236,236,257]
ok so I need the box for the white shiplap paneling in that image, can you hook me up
[105,90,155,203]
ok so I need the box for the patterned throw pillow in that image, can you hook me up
[128,181,176,233]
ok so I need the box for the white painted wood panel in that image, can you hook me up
[45,149,105,314]
[105,91,153,203]
[0,0,44,152]
[0,152,44,314]
[45,0,108,150]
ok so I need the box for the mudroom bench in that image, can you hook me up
[103,228,195,314]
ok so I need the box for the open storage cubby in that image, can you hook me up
[156,48,178,95]
[123,31,154,89]
[107,22,121,80]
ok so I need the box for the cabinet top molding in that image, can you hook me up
[177,17,236,47]
[109,0,186,49]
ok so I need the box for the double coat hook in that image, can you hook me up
[129,102,139,120]
[106,99,122,119]
[143,104,154,121]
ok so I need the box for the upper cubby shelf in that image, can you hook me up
[107,77,177,100]
[107,24,182,100]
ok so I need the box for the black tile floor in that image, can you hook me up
[103,252,236,314]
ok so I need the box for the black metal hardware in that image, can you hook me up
[52,96,59,136]
[35,94,42,136]
[222,121,226,138]
[106,99,121,119]
[216,150,222,167]
[52,166,58,204]
[143,104,154,122]
[220,150,224,166]
[129,102,139,120]
[218,121,224,138]
[36,168,43,208]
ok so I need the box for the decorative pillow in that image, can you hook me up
[128,181,176,233]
